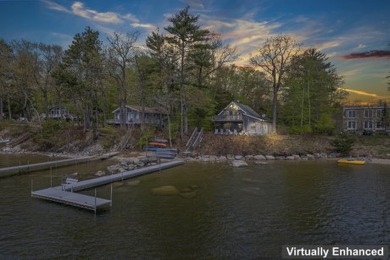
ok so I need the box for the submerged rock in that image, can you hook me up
[231,160,248,167]
[254,161,269,165]
[151,185,180,196]
[126,180,141,186]
[180,191,197,199]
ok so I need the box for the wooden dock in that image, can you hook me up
[31,160,185,212]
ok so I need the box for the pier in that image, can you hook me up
[0,152,118,177]
[31,160,185,212]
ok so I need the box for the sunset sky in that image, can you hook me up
[1,0,389,103]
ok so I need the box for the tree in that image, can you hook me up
[282,48,345,134]
[106,31,139,129]
[250,35,300,133]
[36,43,63,116]
[59,26,104,139]
[164,6,210,139]
[0,39,13,120]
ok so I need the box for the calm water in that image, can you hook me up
[0,155,389,259]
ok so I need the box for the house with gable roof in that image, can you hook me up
[212,101,273,135]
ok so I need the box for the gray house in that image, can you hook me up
[343,105,390,134]
[212,101,273,135]
[107,105,167,127]
[47,106,76,121]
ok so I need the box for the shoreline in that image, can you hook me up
[1,149,390,166]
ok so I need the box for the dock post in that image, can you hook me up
[110,184,113,207]
[94,188,97,214]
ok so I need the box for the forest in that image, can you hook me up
[0,7,347,144]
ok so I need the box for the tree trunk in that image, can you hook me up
[7,96,11,120]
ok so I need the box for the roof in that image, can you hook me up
[112,105,168,114]
[218,101,265,121]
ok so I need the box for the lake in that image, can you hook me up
[0,155,389,258]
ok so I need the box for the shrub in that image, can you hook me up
[331,131,355,156]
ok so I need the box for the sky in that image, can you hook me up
[0,0,389,104]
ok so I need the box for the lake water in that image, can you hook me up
[0,155,389,258]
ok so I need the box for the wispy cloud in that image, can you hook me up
[338,87,379,98]
[42,1,144,26]
[340,50,390,60]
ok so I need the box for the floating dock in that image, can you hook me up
[31,187,111,212]
[31,160,185,212]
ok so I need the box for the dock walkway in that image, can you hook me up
[0,152,118,177]
[31,160,185,212]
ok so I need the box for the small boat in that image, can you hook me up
[337,159,366,165]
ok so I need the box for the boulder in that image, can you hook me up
[231,160,249,167]
[245,155,254,160]
[307,154,315,160]
[254,155,266,160]
[293,154,301,160]
[265,155,275,160]
[235,155,244,160]
[286,156,295,160]
[94,170,105,176]
[151,185,180,195]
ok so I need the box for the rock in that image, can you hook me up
[216,156,227,161]
[235,155,244,160]
[151,185,180,196]
[245,155,254,160]
[94,170,105,176]
[265,155,275,160]
[307,154,315,160]
[126,180,141,186]
[254,155,266,160]
[180,191,197,199]
[255,161,269,165]
[293,154,301,160]
[231,160,248,167]
[286,156,295,160]
[189,184,200,190]
[227,154,235,160]
[275,156,285,160]
[209,155,217,161]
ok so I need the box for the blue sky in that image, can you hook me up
[1,0,389,103]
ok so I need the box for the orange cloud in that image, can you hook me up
[338,87,378,98]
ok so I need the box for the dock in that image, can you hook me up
[0,152,118,177]
[31,160,185,212]
[31,187,111,212]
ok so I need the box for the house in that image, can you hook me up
[212,101,273,135]
[107,105,167,127]
[47,106,76,121]
[343,105,390,134]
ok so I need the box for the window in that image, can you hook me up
[364,121,372,129]
[376,109,383,118]
[364,109,372,118]
[376,121,384,129]
[347,110,356,118]
[347,121,356,129]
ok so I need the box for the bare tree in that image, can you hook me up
[251,35,300,133]
[106,31,139,129]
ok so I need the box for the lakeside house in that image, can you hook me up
[107,105,167,127]
[343,105,390,134]
[47,106,76,121]
[212,101,273,135]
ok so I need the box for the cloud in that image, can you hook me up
[338,87,378,98]
[41,0,71,13]
[71,2,122,24]
[181,0,205,10]
[340,50,390,60]
[42,1,142,25]
[131,23,156,30]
